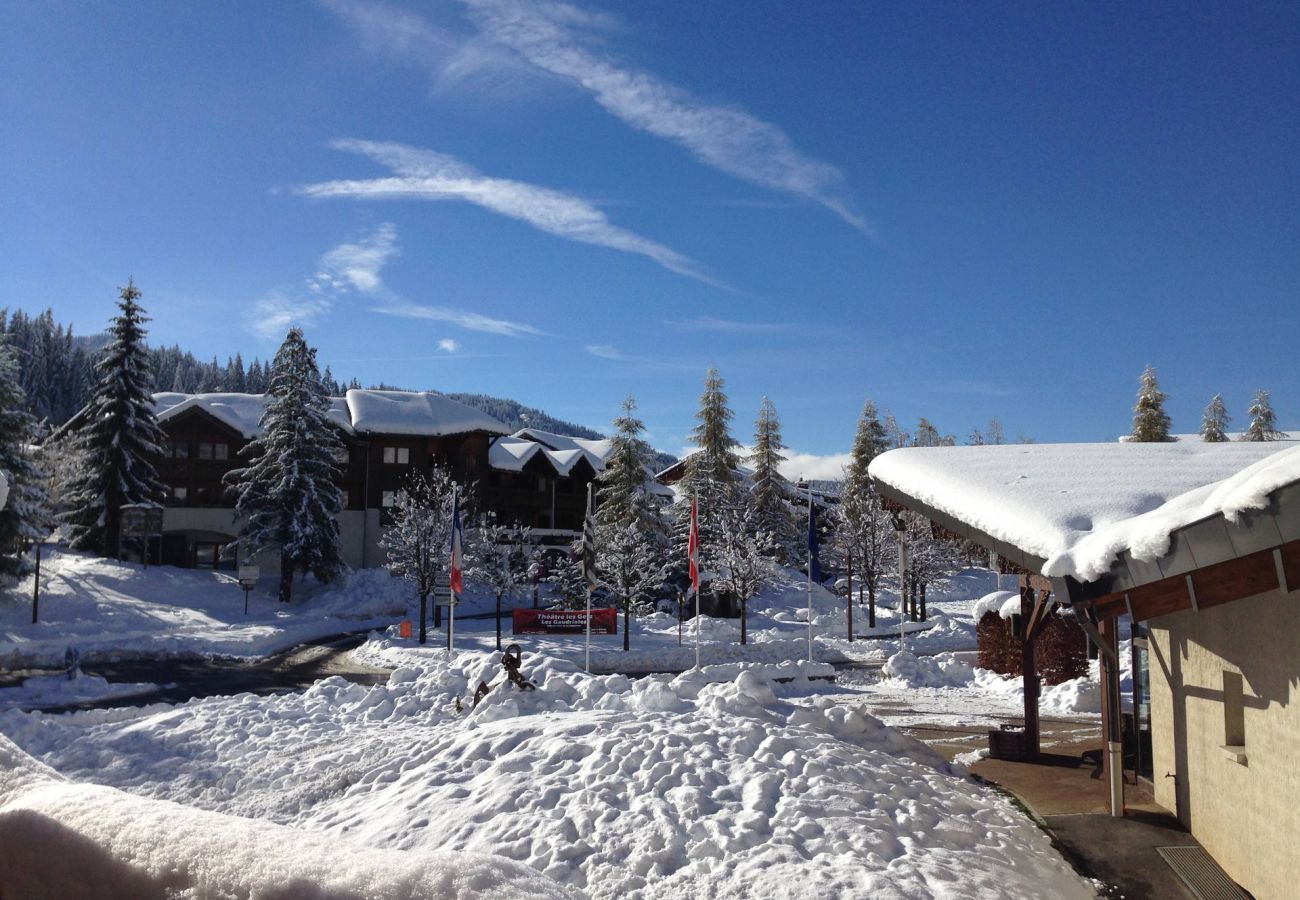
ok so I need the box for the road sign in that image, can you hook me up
[237,565,260,589]
[120,504,164,537]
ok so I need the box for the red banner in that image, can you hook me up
[513,608,617,635]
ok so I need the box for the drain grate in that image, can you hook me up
[1156,846,1250,900]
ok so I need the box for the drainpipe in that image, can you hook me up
[360,436,371,568]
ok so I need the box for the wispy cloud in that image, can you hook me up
[685,441,851,482]
[374,302,544,337]
[584,343,623,360]
[248,223,399,339]
[460,0,869,234]
[437,338,462,352]
[295,139,720,285]
[665,316,790,334]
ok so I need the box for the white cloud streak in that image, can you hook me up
[437,338,462,352]
[374,302,544,337]
[665,316,790,334]
[460,0,870,234]
[296,139,719,285]
[248,223,399,339]
[584,343,623,360]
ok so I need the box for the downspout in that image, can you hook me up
[361,436,371,568]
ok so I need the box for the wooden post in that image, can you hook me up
[1021,582,1040,758]
[1099,614,1125,817]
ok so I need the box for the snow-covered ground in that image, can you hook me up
[1,650,1098,899]
[0,669,160,712]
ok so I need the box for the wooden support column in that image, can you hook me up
[1020,582,1041,758]
[1098,614,1125,817]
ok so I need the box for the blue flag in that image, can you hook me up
[808,499,821,584]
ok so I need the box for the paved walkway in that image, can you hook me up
[910,725,1206,899]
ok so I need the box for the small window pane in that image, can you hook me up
[397,447,410,464]
[215,443,228,460]
[383,447,396,464]
[172,443,189,459]
[198,443,213,460]
[173,486,188,500]
[381,490,396,507]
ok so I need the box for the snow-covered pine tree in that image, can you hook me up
[1130,365,1174,442]
[748,396,798,561]
[845,400,888,491]
[224,328,345,603]
[61,280,167,557]
[1242,389,1287,441]
[672,368,743,616]
[0,343,51,574]
[713,498,774,645]
[595,395,664,536]
[1200,394,1231,442]
[468,517,530,650]
[546,548,588,610]
[380,467,460,643]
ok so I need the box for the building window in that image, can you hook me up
[334,447,349,465]
[381,490,396,507]
[537,476,549,493]
[215,443,228,461]
[172,485,188,503]
[198,442,213,460]
[382,447,410,465]
[171,442,189,459]
[1223,670,1245,747]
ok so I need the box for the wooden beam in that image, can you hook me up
[1128,577,1192,621]
[1074,606,1118,664]
[1191,547,1279,610]
[1024,588,1052,642]
[1282,542,1300,594]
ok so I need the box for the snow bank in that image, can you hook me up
[882,651,974,688]
[0,669,158,712]
[971,590,1020,621]
[0,734,572,900]
[3,650,1096,900]
[869,441,1297,580]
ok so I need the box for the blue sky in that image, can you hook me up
[2,1,1297,473]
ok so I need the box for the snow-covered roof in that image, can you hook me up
[346,390,510,437]
[153,393,353,439]
[489,434,607,476]
[513,427,613,461]
[869,440,1300,582]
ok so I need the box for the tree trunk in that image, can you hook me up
[623,599,631,651]
[867,581,876,630]
[740,597,748,645]
[418,590,428,645]
[433,601,442,629]
[919,582,927,622]
[495,593,503,650]
[279,561,293,604]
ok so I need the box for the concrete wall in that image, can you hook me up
[1149,584,1299,900]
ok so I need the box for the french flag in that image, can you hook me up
[449,492,464,595]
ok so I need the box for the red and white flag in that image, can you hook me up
[449,492,464,595]
[688,496,700,595]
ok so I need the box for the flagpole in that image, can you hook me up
[690,491,700,670]
[448,487,457,659]
[806,486,814,664]
[584,482,593,674]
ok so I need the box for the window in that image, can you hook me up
[172,486,188,502]
[1223,670,1245,748]
[381,490,396,507]
[537,476,550,493]
[382,447,410,465]
[334,447,349,465]
[198,442,213,460]
[215,443,228,461]
[171,442,189,459]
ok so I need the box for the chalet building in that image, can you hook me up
[150,391,614,571]
[869,440,1300,900]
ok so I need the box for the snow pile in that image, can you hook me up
[869,440,1297,580]
[882,651,974,688]
[0,550,413,667]
[0,735,571,900]
[3,650,1096,899]
[971,590,1020,621]
[347,389,510,436]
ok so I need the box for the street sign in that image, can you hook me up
[120,504,164,537]
[238,565,260,588]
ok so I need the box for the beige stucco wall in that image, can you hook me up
[1149,584,1299,900]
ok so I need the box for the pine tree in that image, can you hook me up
[748,396,797,560]
[683,367,740,491]
[595,395,662,535]
[0,343,51,574]
[1200,394,1231,442]
[546,548,588,610]
[845,401,888,494]
[61,281,167,556]
[713,498,774,644]
[224,328,345,602]
[1131,365,1174,442]
[1242,390,1287,442]
[597,520,666,651]
[380,467,460,643]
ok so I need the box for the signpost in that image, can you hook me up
[512,607,617,635]
[430,573,452,646]
[238,565,260,615]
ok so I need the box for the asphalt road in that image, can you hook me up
[7,630,393,713]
